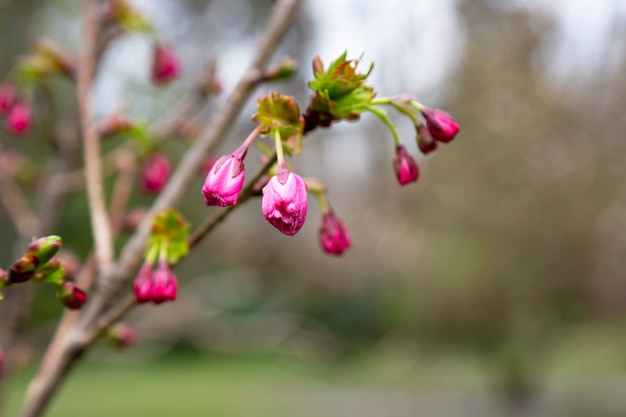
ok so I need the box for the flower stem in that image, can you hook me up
[367,105,402,146]
[273,129,286,166]
[236,125,263,157]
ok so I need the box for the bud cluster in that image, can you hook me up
[0,39,76,136]
[132,209,189,305]
[199,53,459,256]
[0,236,87,310]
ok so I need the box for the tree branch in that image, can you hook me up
[81,0,302,325]
[77,0,114,272]
[16,1,302,416]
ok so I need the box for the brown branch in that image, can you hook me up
[0,173,38,238]
[77,0,114,272]
[79,153,277,348]
[81,0,303,326]
[16,2,302,416]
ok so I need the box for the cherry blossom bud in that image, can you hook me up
[8,255,37,284]
[133,262,153,304]
[151,43,180,85]
[319,210,351,255]
[312,55,324,77]
[202,154,245,207]
[26,235,62,266]
[122,207,148,233]
[141,152,171,194]
[262,167,308,236]
[416,124,438,155]
[5,102,31,135]
[151,260,177,304]
[421,108,459,143]
[108,323,136,349]
[261,56,297,82]
[0,84,16,114]
[57,282,88,310]
[393,145,419,186]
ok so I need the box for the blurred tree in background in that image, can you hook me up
[2,0,626,416]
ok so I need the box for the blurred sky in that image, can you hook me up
[84,0,626,119]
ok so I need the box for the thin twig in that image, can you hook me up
[16,2,302,417]
[81,0,303,328]
[77,0,114,272]
[0,173,38,238]
[82,153,277,346]
[108,149,136,233]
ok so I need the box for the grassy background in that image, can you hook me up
[6,329,626,417]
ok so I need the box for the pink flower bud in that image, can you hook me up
[141,152,171,194]
[151,260,177,304]
[393,145,419,186]
[151,43,180,85]
[0,84,16,114]
[320,210,351,255]
[133,262,153,304]
[5,102,31,135]
[202,154,245,207]
[262,167,308,236]
[108,323,136,349]
[421,108,459,143]
[417,124,438,155]
[58,282,88,310]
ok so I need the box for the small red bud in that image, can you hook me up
[140,152,171,194]
[0,84,16,114]
[393,145,419,186]
[416,124,438,155]
[320,210,351,256]
[5,102,31,135]
[108,323,137,349]
[133,262,153,304]
[421,108,460,143]
[151,260,177,304]
[151,43,180,85]
[58,282,88,310]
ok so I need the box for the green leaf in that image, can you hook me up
[307,53,376,124]
[147,209,190,265]
[252,92,305,155]
[33,260,65,285]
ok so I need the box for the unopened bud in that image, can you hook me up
[8,255,38,284]
[393,145,419,186]
[416,124,438,155]
[261,57,297,82]
[421,108,460,143]
[122,207,148,233]
[33,39,75,78]
[312,55,324,77]
[151,43,180,85]
[140,152,171,194]
[0,84,16,114]
[107,323,137,349]
[25,235,62,266]
[5,102,32,135]
[57,282,88,310]
[32,259,65,283]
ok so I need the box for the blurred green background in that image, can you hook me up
[2,0,626,416]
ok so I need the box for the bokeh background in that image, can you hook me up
[2,0,626,416]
